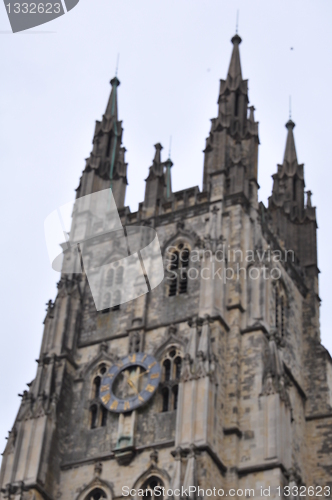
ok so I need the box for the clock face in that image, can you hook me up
[99,353,161,413]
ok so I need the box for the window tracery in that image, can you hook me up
[89,364,108,429]
[84,488,107,500]
[129,331,141,353]
[166,243,190,297]
[159,347,182,412]
[140,476,164,500]
[101,262,124,312]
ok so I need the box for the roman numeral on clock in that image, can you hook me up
[101,394,110,405]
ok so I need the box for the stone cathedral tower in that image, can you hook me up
[1,35,332,500]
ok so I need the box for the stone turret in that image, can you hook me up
[76,76,128,207]
[143,143,173,217]
[268,119,318,272]
[202,34,259,207]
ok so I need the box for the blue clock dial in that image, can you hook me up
[99,353,161,413]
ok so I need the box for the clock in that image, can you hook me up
[99,353,161,413]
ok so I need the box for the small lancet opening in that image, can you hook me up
[174,357,182,379]
[116,266,124,285]
[112,290,121,310]
[162,387,169,412]
[172,385,179,410]
[101,406,108,427]
[179,272,188,294]
[86,488,107,500]
[93,376,101,399]
[106,134,112,158]
[235,91,240,117]
[181,249,190,268]
[163,359,171,381]
[106,269,114,286]
[168,275,177,297]
[90,405,98,429]
[293,177,297,201]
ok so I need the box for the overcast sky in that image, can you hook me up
[0,0,331,456]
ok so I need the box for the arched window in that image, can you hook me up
[129,331,141,353]
[89,364,109,429]
[106,269,114,286]
[167,243,191,297]
[172,386,179,410]
[106,134,112,158]
[163,359,171,381]
[174,357,182,380]
[90,404,98,429]
[112,290,121,310]
[234,91,240,117]
[160,347,182,412]
[116,266,124,285]
[101,406,108,427]
[85,488,107,500]
[93,376,101,399]
[293,176,297,201]
[141,476,165,500]
[101,293,111,313]
[162,388,169,413]
[101,264,122,313]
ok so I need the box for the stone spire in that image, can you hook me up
[269,119,305,219]
[283,119,298,165]
[76,76,128,208]
[202,34,259,203]
[267,118,317,271]
[227,34,242,82]
[105,76,120,120]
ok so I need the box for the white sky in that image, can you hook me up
[0,0,331,456]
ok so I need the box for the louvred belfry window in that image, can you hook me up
[167,243,190,297]
[160,347,182,412]
[85,488,107,500]
[89,364,108,429]
[101,263,124,312]
[141,476,165,500]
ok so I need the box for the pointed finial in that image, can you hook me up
[110,76,120,88]
[164,137,173,200]
[283,117,297,164]
[115,53,120,77]
[168,135,172,159]
[236,10,239,34]
[285,118,295,130]
[306,190,312,208]
[228,32,242,79]
[289,95,292,119]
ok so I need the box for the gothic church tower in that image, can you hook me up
[1,35,332,500]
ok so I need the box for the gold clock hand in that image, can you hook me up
[130,369,149,386]
[127,377,138,394]
[137,369,149,379]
